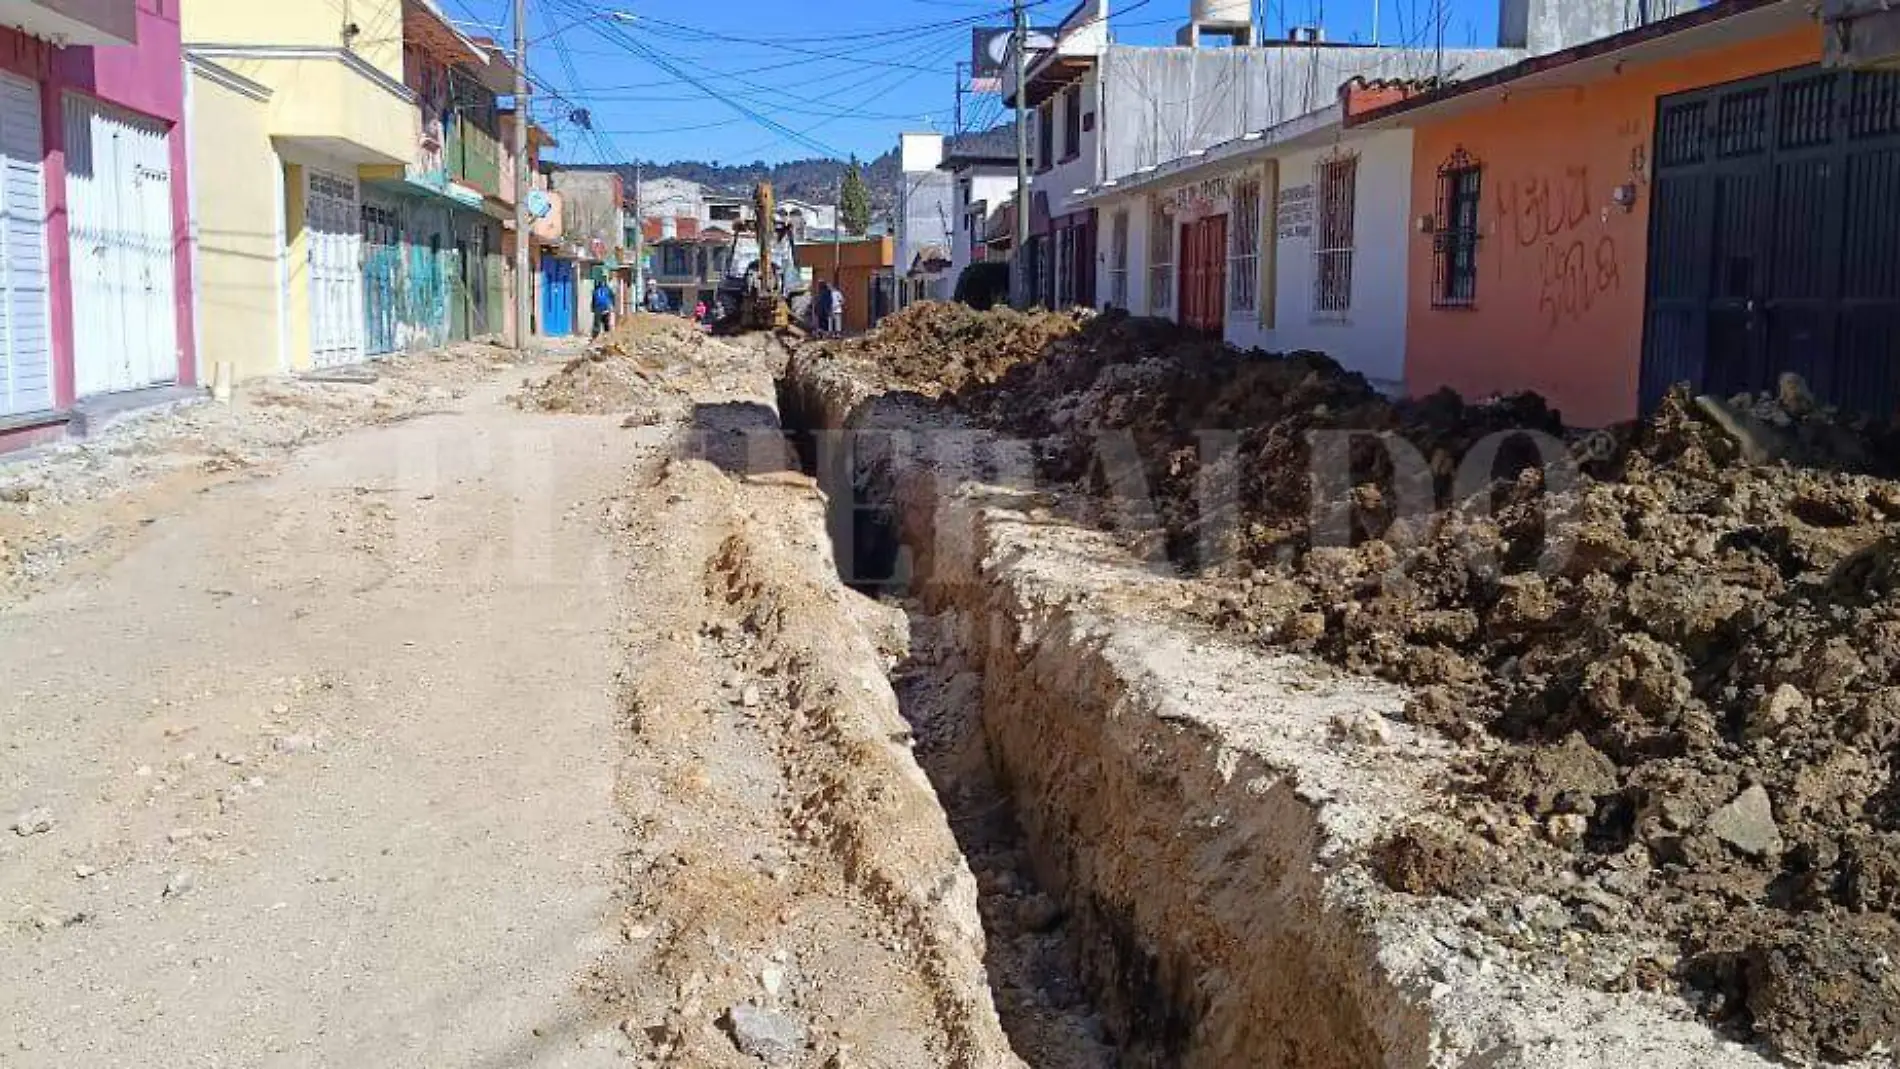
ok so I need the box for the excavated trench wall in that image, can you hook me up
[778,350,1795,1069]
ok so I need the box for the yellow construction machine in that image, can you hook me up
[719,181,799,333]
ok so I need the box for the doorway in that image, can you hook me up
[1642,66,1900,413]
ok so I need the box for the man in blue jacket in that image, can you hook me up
[590,281,615,339]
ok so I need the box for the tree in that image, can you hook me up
[839,156,871,236]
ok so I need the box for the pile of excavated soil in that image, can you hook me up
[804,301,1085,397]
[824,308,1900,1063]
[514,316,745,422]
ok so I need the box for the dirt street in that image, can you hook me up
[0,336,1017,1068]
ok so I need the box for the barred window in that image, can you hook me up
[1109,210,1130,308]
[1433,148,1483,308]
[1228,177,1261,314]
[1055,226,1076,307]
[1147,198,1173,313]
[1314,153,1357,317]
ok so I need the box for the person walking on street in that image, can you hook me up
[813,283,833,337]
[828,282,845,336]
[590,281,615,339]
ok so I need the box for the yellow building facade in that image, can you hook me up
[183,0,417,379]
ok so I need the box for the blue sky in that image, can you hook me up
[440,0,1499,166]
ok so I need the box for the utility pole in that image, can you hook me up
[954,61,967,136]
[511,0,531,349]
[631,159,643,310]
[1011,0,1029,309]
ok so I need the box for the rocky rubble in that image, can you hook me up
[512,314,758,423]
[812,307,1900,1063]
[801,301,1085,397]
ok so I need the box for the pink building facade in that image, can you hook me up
[0,0,195,452]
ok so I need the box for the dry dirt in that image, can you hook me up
[789,304,1900,1064]
[0,332,1040,1067]
[511,314,752,424]
[0,341,534,610]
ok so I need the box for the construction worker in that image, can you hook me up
[829,282,845,336]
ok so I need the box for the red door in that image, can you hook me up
[1179,216,1227,336]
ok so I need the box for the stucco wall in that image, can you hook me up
[188,64,279,382]
[1099,44,1521,185]
[182,0,403,81]
[1091,126,1414,392]
[1031,66,1099,222]
[1402,24,1823,427]
[949,167,1013,280]
[1255,130,1414,391]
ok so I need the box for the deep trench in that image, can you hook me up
[775,377,1142,1069]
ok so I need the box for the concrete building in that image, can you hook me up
[941,149,1015,286]
[1351,0,1882,427]
[352,1,519,355]
[1082,101,1418,393]
[1003,0,1669,312]
[551,168,626,329]
[184,0,414,378]
[0,0,197,453]
[895,132,955,306]
[795,235,893,334]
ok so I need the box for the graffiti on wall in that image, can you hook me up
[1495,164,1623,332]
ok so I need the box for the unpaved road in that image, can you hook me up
[0,370,648,1066]
[0,342,1021,1068]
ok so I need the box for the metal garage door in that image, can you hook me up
[306,168,364,368]
[67,96,178,397]
[1643,67,1900,413]
[0,73,51,417]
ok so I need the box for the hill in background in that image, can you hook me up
[560,123,1019,226]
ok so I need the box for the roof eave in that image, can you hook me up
[1347,0,1809,129]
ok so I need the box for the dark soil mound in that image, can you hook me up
[834,306,1900,1062]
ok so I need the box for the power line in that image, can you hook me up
[544,0,854,159]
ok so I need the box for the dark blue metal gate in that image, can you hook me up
[1643,66,1900,414]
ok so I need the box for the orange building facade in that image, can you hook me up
[795,236,894,334]
[1356,6,1825,427]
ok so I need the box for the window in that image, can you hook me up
[1147,197,1173,313]
[1314,152,1358,317]
[1109,210,1130,308]
[661,244,694,277]
[1228,177,1261,315]
[1062,83,1083,162]
[1037,101,1055,172]
[1433,148,1483,308]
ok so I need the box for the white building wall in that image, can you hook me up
[1034,65,1101,221]
[1098,44,1518,184]
[1253,129,1413,393]
[1090,127,1414,394]
[949,167,1015,280]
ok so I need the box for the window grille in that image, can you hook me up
[1147,197,1173,313]
[1229,178,1261,314]
[1432,147,1483,308]
[1314,153,1357,317]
